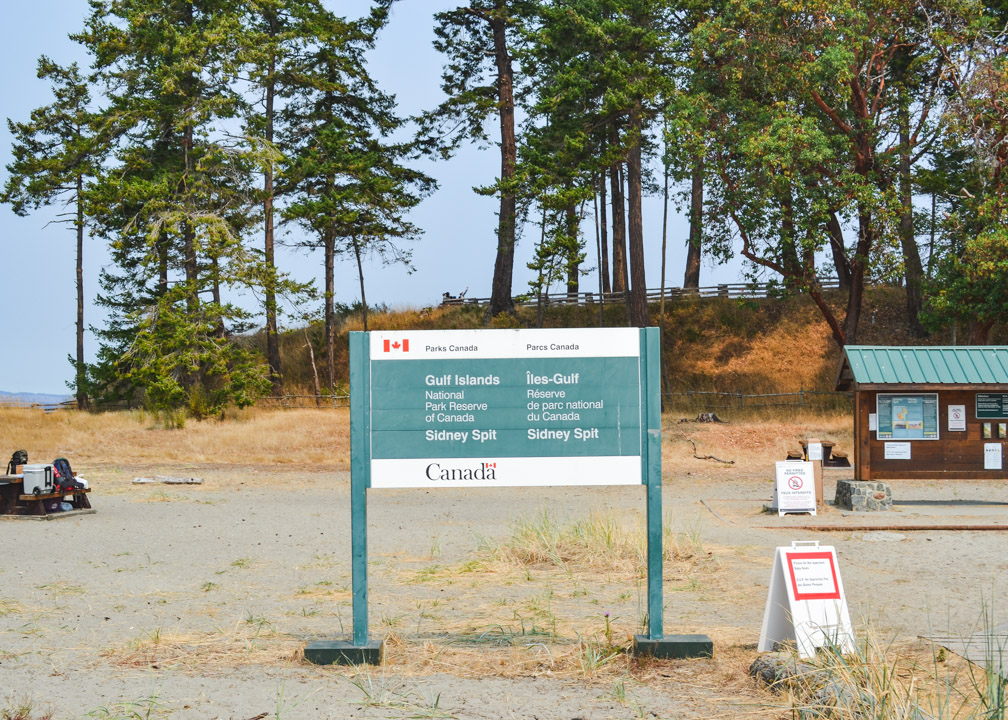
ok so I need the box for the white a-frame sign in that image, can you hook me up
[758,541,855,658]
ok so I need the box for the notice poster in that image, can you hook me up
[884,442,912,460]
[876,394,939,440]
[985,443,1003,470]
[786,551,841,601]
[948,405,966,432]
[774,461,816,516]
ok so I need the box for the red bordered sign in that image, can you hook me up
[785,551,841,601]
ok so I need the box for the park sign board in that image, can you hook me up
[302,326,714,664]
[365,328,646,488]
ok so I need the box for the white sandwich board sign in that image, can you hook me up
[758,541,855,659]
[774,461,816,516]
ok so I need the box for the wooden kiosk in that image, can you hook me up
[836,346,1008,481]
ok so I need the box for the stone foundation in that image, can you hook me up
[834,479,892,511]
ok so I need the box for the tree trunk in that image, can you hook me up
[75,174,87,410]
[626,105,648,327]
[842,207,874,345]
[969,318,996,344]
[780,189,801,287]
[303,327,322,407]
[324,230,336,392]
[683,156,703,289]
[610,153,628,295]
[352,236,369,332]
[183,219,197,315]
[659,125,671,398]
[827,212,852,289]
[488,4,516,317]
[599,170,610,294]
[593,187,604,326]
[898,80,926,337]
[565,205,579,299]
[264,14,282,391]
[158,234,168,296]
[211,255,224,337]
[182,4,198,320]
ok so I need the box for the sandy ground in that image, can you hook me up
[2,463,1007,720]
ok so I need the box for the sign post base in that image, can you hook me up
[633,634,713,660]
[304,639,385,665]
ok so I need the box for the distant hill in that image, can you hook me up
[0,391,73,407]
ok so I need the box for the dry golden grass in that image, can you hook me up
[102,623,303,673]
[0,406,351,469]
[663,410,853,478]
[0,405,853,490]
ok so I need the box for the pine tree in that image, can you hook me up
[280,5,434,382]
[3,58,102,409]
[78,0,269,413]
[422,1,529,318]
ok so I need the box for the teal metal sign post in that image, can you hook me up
[304,328,712,665]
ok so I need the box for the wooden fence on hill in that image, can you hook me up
[441,279,844,308]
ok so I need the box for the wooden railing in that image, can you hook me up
[441,279,843,307]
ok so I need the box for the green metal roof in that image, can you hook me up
[837,346,1008,389]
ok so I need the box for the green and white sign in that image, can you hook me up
[367,328,644,488]
[976,393,1008,420]
[302,326,710,664]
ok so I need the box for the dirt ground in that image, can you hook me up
[2,452,1007,719]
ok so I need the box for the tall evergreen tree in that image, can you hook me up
[78,0,268,413]
[422,1,528,318]
[281,5,434,382]
[3,58,102,410]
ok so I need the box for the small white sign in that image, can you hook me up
[884,442,912,460]
[758,542,856,659]
[807,442,823,461]
[869,413,878,431]
[985,443,1003,470]
[948,405,966,431]
[774,461,817,516]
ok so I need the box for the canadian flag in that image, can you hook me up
[383,338,409,352]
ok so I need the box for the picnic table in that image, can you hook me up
[0,475,92,517]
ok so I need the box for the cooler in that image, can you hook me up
[23,464,54,495]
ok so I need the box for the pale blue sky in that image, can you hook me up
[0,1,738,394]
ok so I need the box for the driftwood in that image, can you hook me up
[678,412,726,424]
[686,438,735,465]
[132,476,203,485]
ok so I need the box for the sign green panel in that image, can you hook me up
[976,393,1008,420]
[370,356,641,459]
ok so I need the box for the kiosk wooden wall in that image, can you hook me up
[837,346,1008,482]
[853,387,1007,481]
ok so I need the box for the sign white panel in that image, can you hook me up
[758,542,855,659]
[369,327,641,360]
[884,442,912,460]
[869,413,878,431]
[948,405,966,431]
[807,442,823,461]
[984,443,1003,471]
[774,461,816,516]
[371,456,642,489]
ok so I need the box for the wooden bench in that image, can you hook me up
[17,488,91,517]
